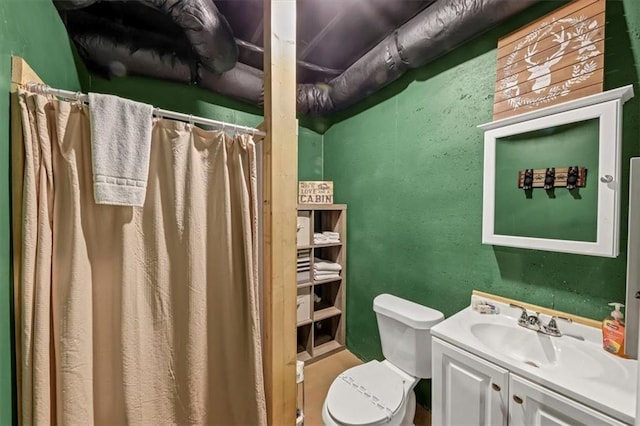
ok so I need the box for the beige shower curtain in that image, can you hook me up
[16,92,266,425]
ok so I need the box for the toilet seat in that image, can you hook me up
[326,361,407,426]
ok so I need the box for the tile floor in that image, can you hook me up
[302,350,432,426]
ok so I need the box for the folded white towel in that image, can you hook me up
[314,258,342,272]
[314,233,340,244]
[314,272,341,281]
[323,231,340,239]
[315,269,340,276]
[89,93,154,207]
[314,238,340,245]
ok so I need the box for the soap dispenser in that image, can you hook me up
[602,302,625,357]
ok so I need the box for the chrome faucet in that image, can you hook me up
[510,304,541,331]
[509,304,571,336]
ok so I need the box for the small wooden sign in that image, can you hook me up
[298,181,334,204]
[493,0,605,121]
[518,167,587,189]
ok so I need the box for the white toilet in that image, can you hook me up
[322,293,444,426]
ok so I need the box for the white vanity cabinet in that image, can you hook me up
[432,337,627,426]
[432,339,509,426]
[509,375,626,426]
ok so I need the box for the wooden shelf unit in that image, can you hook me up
[296,204,346,363]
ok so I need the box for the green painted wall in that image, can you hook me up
[299,127,324,181]
[0,1,82,424]
[494,119,599,241]
[322,0,640,408]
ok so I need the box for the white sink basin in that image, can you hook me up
[557,339,632,387]
[470,322,559,368]
[469,319,632,386]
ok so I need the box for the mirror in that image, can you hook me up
[479,86,633,258]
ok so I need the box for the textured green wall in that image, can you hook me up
[299,127,324,181]
[322,0,640,407]
[494,119,599,241]
[0,1,83,424]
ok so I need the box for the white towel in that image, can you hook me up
[314,233,339,244]
[314,258,342,272]
[314,270,340,276]
[89,93,154,207]
[323,231,340,239]
[314,272,341,280]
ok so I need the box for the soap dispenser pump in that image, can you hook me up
[602,302,625,356]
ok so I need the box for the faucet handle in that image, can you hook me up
[509,303,528,325]
[527,312,541,327]
[547,315,572,334]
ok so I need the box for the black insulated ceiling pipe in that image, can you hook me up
[296,0,545,114]
[57,0,238,75]
[58,0,552,115]
[53,0,98,10]
[138,0,238,74]
[72,18,262,105]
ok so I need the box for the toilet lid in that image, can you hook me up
[327,361,406,426]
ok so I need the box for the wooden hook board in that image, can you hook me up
[518,167,587,189]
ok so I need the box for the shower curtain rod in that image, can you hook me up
[23,82,266,137]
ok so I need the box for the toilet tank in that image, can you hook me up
[373,294,444,379]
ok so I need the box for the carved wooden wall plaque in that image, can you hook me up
[493,0,605,121]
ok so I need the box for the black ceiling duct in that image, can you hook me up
[68,9,263,105]
[56,0,549,115]
[57,0,237,74]
[296,0,544,114]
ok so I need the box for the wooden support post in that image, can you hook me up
[10,56,42,92]
[262,1,298,425]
